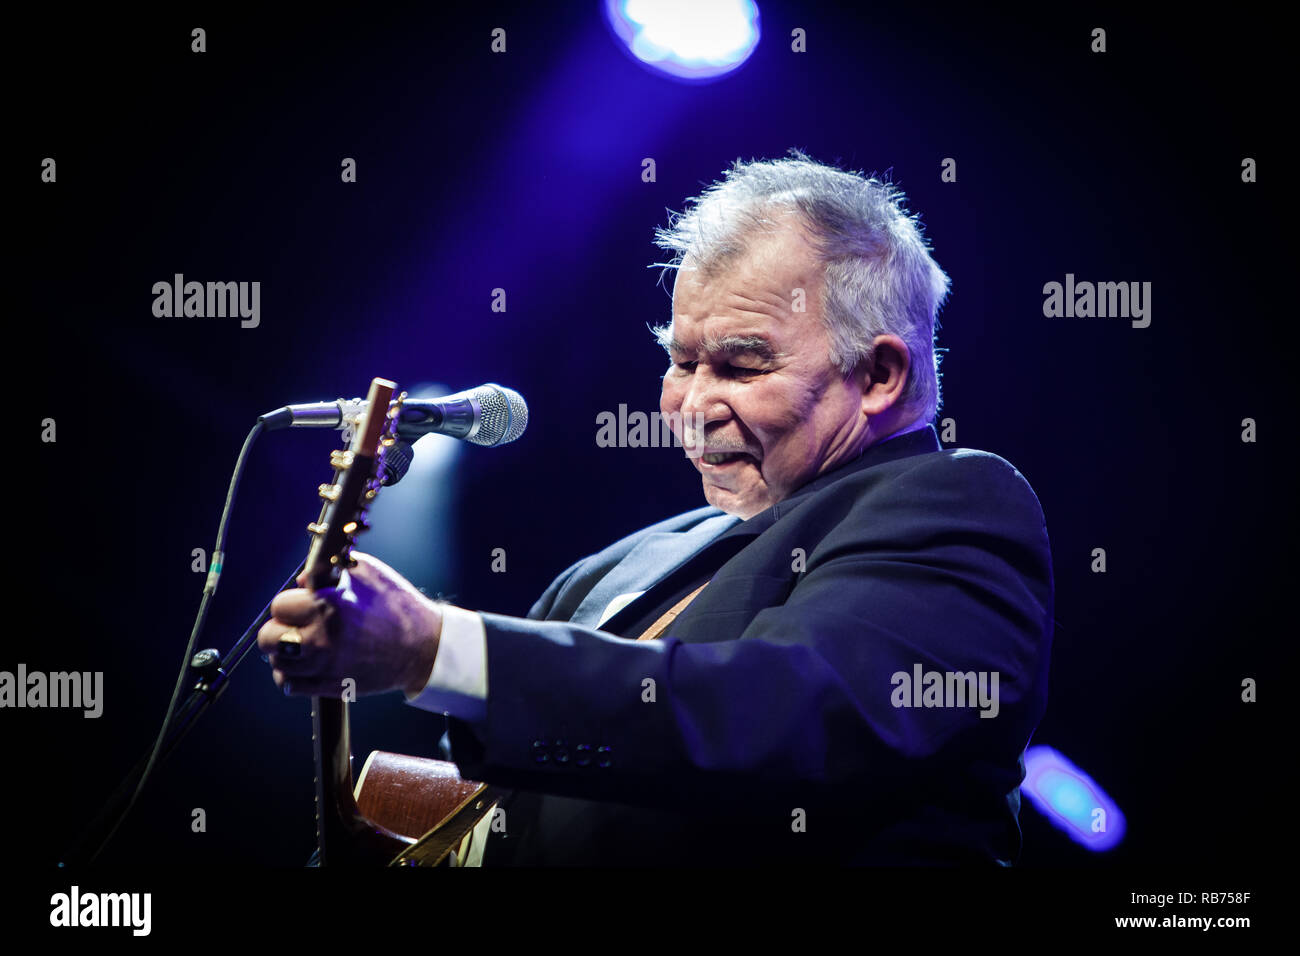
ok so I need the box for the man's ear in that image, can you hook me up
[856,334,911,416]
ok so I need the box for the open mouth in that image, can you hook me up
[700,451,756,466]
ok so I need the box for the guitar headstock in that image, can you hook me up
[303,377,405,591]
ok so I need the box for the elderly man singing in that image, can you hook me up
[259,151,1054,866]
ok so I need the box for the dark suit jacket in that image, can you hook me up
[443,424,1054,865]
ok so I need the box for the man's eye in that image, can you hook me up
[670,360,767,375]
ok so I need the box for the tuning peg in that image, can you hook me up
[318,483,341,502]
[307,521,328,535]
[341,519,370,536]
[329,450,355,470]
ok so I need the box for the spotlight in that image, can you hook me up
[1022,745,1126,851]
[604,0,761,82]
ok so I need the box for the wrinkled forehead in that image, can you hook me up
[668,225,823,343]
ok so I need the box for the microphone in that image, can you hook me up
[258,383,529,447]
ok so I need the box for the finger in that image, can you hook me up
[257,619,302,656]
[271,669,330,696]
[275,673,349,698]
[267,651,327,678]
[270,588,328,626]
[349,551,377,572]
[344,552,386,586]
[257,621,330,676]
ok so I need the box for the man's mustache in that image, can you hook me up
[681,429,758,460]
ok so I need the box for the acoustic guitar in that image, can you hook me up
[300,376,503,866]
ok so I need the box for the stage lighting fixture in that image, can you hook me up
[604,0,761,81]
[1022,745,1127,851]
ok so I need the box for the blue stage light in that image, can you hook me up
[1022,745,1127,851]
[604,0,761,82]
[363,384,462,594]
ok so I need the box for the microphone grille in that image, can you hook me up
[470,384,528,446]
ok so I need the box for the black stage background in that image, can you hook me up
[9,2,1283,938]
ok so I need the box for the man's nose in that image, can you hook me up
[679,366,731,425]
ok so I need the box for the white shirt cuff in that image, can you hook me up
[404,604,487,725]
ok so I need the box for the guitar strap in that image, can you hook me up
[634,581,710,642]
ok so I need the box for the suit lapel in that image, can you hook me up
[567,513,740,627]
[595,525,761,637]
[597,424,942,637]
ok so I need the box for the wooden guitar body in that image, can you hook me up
[354,752,499,866]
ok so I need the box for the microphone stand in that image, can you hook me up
[58,560,307,867]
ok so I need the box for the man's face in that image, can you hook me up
[659,221,873,519]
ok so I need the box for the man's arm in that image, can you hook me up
[402,555,591,722]
[441,453,1054,811]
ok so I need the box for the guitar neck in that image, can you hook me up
[300,377,410,866]
[312,697,409,865]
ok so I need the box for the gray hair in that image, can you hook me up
[651,150,951,422]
